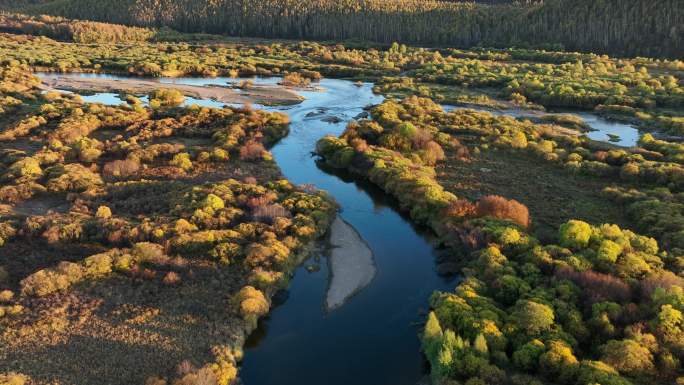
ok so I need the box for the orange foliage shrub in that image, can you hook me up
[163,271,181,285]
[239,141,266,161]
[475,195,530,228]
[444,199,476,218]
[103,158,141,177]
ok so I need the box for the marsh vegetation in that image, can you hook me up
[0,11,684,385]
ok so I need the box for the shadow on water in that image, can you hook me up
[240,158,457,385]
[238,79,459,385]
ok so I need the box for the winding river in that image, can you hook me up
[37,73,644,384]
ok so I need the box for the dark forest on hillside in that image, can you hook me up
[2,0,682,57]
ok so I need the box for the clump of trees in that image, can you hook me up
[0,12,155,43]
[316,92,684,385]
[424,218,679,385]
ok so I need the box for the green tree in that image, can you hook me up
[559,220,592,249]
[654,305,684,350]
[512,300,555,335]
[512,339,545,372]
[423,311,443,360]
[600,339,654,376]
[539,340,579,380]
[473,333,488,356]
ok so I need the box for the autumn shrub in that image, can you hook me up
[45,163,103,192]
[556,267,631,304]
[558,220,592,249]
[641,271,684,300]
[252,204,291,224]
[538,340,578,379]
[149,88,185,108]
[236,285,269,320]
[210,242,242,264]
[211,148,229,161]
[5,157,41,179]
[173,367,218,385]
[350,137,369,153]
[239,140,266,161]
[444,199,476,219]
[475,195,530,228]
[132,242,165,262]
[421,141,445,166]
[243,239,291,269]
[600,339,655,376]
[245,192,276,209]
[0,372,28,385]
[511,300,555,335]
[103,158,141,177]
[0,290,13,303]
[575,360,631,385]
[162,271,181,285]
[72,137,102,162]
[20,269,71,297]
[170,153,193,171]
[92,205,112,219]
[280,72,311,88]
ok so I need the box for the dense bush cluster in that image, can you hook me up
[317,94,684,384]
[424,216,684,385]
[414,55,684,111]
[1,27,682,121]
[0,62,335,385]
[345,97,684,252]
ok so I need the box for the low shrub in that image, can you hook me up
[475,195,530,229]
[103,158,141,177]
[280,72,311,88]
[236,285,269,321]
[0,372,28,385]
[45,163,103,192]
[149,88,185,108]
[170,153,193,171]
[239,141,266,161]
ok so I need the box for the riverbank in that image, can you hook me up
[315,95,684,385]
[40,73,305,106]
[0,67,337,385]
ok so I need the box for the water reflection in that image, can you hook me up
[38,72,457,385]
[442,103,641,147]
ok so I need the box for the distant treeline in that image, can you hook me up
[0,13,154,43]
[4,0,684,57]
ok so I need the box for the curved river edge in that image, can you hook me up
[33,72,651,385]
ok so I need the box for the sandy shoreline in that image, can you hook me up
[325,216,376,311]
[39,74,305,106]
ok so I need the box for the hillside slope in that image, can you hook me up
[6,0,684,57]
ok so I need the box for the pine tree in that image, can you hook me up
[473,333,488,355]
[423,311,444,361]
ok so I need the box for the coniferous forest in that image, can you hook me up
[0,0,682,57]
